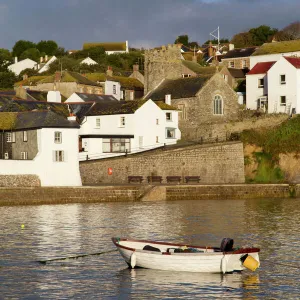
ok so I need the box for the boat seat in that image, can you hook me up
[143,245,161,252]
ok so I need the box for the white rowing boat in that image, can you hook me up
[112,237,260,274]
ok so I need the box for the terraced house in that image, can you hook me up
[0,110,81,186]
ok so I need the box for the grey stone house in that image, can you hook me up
[144,72,239,141]
[221,46,257,69]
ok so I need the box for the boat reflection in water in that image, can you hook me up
[117,268,260,299]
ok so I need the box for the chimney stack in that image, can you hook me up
[68,113,77,121]
[45,55,48,61]
[40,57,44,63]
[106,66,113,77]
[229,44,235,51]
[165,94,171,105]
[15,57,18,64]
[47,91,61,103]
[55,71,61,82]
[133,64,139,72]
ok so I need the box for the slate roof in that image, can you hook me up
[252,40,300,56]
[247,61,276,75]
[227,68,246,78]
[39,71,100,86]
[284,56,300,68]
[145,75,214,101]
[25,90,67,102]
[0,97,69,117]
[73,92,118,102]
[181,60,216,75]
[83,42,127,51]
[0,111,79,131]
[222,47,257,59]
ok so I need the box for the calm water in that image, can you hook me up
[0,199,299,299]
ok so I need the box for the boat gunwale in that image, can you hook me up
[111,237,260,255]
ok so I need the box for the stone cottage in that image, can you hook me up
[144,72,239,141]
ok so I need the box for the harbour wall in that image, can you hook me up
[0,184,299,206]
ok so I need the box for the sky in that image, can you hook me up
[0,0,299,51]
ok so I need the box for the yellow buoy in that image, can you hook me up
[242,255,260,271]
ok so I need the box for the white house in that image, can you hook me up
[80,57,98,65]
[246,56,300,114]
[67,99,180,161]
[8,58,37,76]
[267,56,300,114]
[0,111,82,186]
[246,61,274,110]
[38,56,57,73]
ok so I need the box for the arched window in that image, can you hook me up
[213,95,223,115]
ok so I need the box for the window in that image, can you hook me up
[4,152,8,159]
[156,136,159,143]
[258,78,264,88]
[280,74,286,84]
[242,60,247,68]
[280,96,286,106]
[166,112,172,121]
[21,152,28,160]
[54,150,64,162]
[6,132,15,143]
[177,104,187,120]
[166,128,176,139]
[95,118,100,128]
[213,95,223,115]
[120,117,125,127]
[23,131,28,142]
[156,118,159,125]
[113,84,116,94]
[102,138,131,153]
[229,61,234,68]
[54,132,62,143]
[182,74,191,78]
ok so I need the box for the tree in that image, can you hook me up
[204,38,229,45]
[175,35,189,46]
[0,48,12,72]
[249,25,278,45]
[45,56,79,74]
[18,68,39,80]
[20,48,41,62]
[0,71,17,89]
[36,40,58,55]
[230,32,254,48]
[12,40,36,58]
[189,41,199,49]
[278,21,300,40]
[54,47,67,57]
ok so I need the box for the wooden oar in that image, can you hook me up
[38,249,117,264]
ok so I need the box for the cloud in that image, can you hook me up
[0,0,299,50]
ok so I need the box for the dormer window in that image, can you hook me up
[280,75,286,84]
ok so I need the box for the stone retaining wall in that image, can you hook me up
[80,142,245,185]
[0,175,40,187]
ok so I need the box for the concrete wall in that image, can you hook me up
[79,142,245,185]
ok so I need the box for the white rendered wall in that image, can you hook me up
[246,74,268,110]
[65,93,84,103]
[8,59,37,75]
[0,128,82,186]
[105,81,121,100]
[38,56,57,73]
[267,57,298,114]
[250,51,300,69]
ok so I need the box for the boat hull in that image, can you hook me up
[112,238,260,273]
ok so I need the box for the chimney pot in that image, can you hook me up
[165,94,171,105]
[40,57,43,63]
[15,57,18,64]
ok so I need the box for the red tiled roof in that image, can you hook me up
[284,56,300,68]
[247,61,276,75]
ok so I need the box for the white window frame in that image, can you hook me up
[280,74,286,85]
[166,128,176,139]
[229,61,234,68]
[54,150,64,162]
[95,118,101,128]
[242,60,247,68]
[54,131,62,144]
[166,112,172,121]
[280,96,286,106]
[21,152,28,160]
[120,116,125,127]
[213,95,223,115]
[6,132,15,143]
[23,131,28,142]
